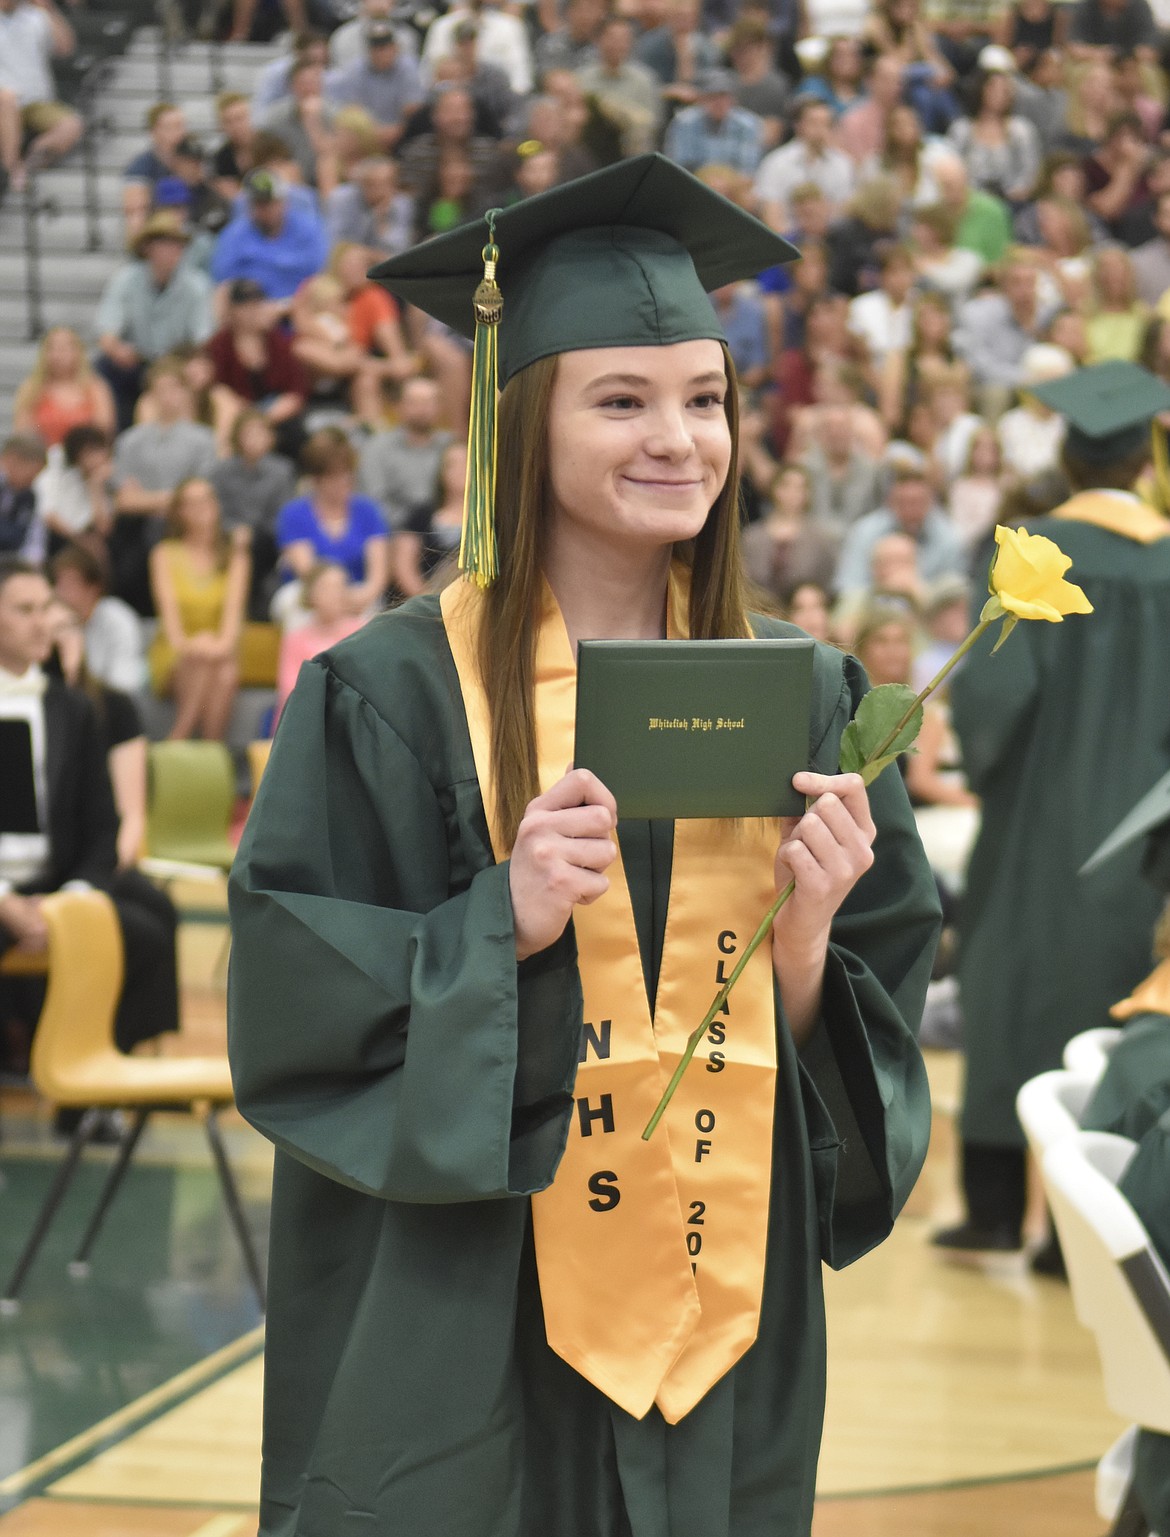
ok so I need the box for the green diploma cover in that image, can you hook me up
[574,638,814,819]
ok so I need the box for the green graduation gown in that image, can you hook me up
[1117,1110,1170,1537]
[1082,1013,1170,1143]
[951,510,1170,1147]
[226,596,939,1537]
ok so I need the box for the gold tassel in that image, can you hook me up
[461,213,503,587]
[1152,420,1170,516]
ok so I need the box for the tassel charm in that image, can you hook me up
[462,213,503,587]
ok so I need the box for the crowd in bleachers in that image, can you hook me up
[4,0,1170,750]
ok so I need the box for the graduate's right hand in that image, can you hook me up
[509,769,618,962]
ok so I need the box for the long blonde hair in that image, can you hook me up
[478,343,751,848]
[15,327,96,411]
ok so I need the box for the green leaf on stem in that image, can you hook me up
[991,614,1019,654]
[839,682,923,776]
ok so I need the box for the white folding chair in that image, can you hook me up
[1064,1027,1123,1079]
[1017,1068,1098,1162]
[1042,1132,1170,1537]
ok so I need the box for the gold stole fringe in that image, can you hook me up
[440,574,780,1423]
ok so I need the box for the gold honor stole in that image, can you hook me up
[441,573,780,1424]
[1056,491,1170,545]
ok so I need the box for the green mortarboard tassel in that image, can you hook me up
[461,211,503,587]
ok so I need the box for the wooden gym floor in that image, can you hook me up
[0,895,1124,1535]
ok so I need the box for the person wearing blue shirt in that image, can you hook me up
[663,69,765,177]
[275,428,391,618]
[210,169,330,313]
[710,282,769,389]
[834,467,966,597]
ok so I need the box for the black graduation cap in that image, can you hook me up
[1030,360,1170,465]
[1081,767,1170,894]
[370,153,799,388]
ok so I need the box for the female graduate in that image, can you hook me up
[227,154,940,1537]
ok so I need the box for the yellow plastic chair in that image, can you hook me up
[1,891,264,1311]
[247,739,272,800]
[146,741,237,871]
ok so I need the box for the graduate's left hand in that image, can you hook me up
[772,771,876,967]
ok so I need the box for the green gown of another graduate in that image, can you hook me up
[952,502,1170,1149]
[226,594,939,1537]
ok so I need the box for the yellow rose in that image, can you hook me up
[989,525,1094,622]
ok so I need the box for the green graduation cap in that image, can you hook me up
[1030,360,1170,465]
[370,154,799,586]
[1081,767,1170,893]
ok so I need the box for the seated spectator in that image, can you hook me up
[1066,0,1159,58]
[574,16,664,157]
[358,376,453,530]
[740,461,840,600]
[397,84,505,217]
[324,155,414,257]
[1056,57,1117,157]
[1024,192,1093,304]
[946,66,1042,204]
[210,169,330,318]
[147,479,251,742]
[1000,0,1067,74]
[862,0,956,128]
[34,426,114,556]
[835,465,965,598]
[664,68,765,176]
[633,0,719,110]
[275,560,365,724]
[709,280,769,390]
[860,101,949,206]
[211,91,256,202]
[932,149,1014,266]
[927,365,983,483]
[0,435,47,561]
[948,424,1006,550]
[799,35,866,118]
[13,327,116,449]
[503,142,561,202]
[110,358,218,616]
[135,343,225,448]
[537,0,605,76]
[913,573,972,688]
[995,338,1072,482]
[422,0,533,96]
[436,19,520,135]
[783,579,834,641]
[0,0,82,199]
[156,139,232,253]
[1013,45,1069,153]
[1130,191,1170,308]
[252,29,329,116]
[122,102,188,237]
[788,362,889,462]
[205,277,310,460]
[330,242,417,413]
[1113,50,1161,142]
[0,560,178,1068]
[827,175,903,296]
[755,96,855,230]
[325,20,424,154]
[391,440,467,597]
[909,202,985,306]
[258,55,338,194]
[521,91,598,185]
[846,243,915,364]
[726,16,792,150]
[1083,111,1153,241]
[291,273,385,429]
[210,409,296,614]
[801,402,883,535]
[954,246,1058,405]
[51,542,145,693]
[331,105,383,183]
[1085,243,1150,361]
[879,289,960,431]
[95,213,215,433]
[331,2,419,70]
[837,55,906,167]
[275,428,390,621]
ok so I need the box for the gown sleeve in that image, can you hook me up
[227,656,583,1204]
[796,652,942,1269]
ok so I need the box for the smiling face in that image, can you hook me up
[545,340,732,559]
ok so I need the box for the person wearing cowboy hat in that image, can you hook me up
[94,212,214,433]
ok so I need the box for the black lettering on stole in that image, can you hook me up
[579,1018,612,1064]
[587,1171,621,1211]
[577,1094,616,1137]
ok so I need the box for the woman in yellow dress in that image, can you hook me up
[148,478,251,741]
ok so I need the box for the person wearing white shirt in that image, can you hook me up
[423,0,533,95]
[754,97,855,230]
[846,246,915,365]
[51,542,146,694]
